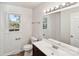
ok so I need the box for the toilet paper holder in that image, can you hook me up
[16,37,21,40]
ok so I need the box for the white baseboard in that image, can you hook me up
[3,49,23,56]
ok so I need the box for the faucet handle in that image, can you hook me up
[52,45,59,49]
[51,53,54,55]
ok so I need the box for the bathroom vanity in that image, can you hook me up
[33,44,46,56]
[32,39,79,56]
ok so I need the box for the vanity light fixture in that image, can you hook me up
[44,2,77,14]
[65,2,77,7]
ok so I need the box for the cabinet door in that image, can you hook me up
[33,45,46,56]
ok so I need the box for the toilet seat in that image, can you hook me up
[24,44,32,51]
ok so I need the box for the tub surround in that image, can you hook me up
[33,38,79,56]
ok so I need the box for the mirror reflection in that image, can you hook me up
[43,6,79,48]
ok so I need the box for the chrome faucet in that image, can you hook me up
[52,45,59,49]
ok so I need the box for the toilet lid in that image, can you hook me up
[31,37,38,41]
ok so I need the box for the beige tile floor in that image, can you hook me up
[9,51,25,56]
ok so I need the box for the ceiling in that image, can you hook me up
[0,2,43,9]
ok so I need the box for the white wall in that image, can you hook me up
[0,4,32,55]
[32,2,63,39]
[0,5,4,56]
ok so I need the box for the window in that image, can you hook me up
[8,13,21,31]
[43,16,47,29]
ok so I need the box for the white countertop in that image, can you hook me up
[33,39,79,56]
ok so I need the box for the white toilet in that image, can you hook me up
[23,44,32,56]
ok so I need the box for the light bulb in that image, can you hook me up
[47,9,49,11]
[45,9,49,13]
[44,10,46,13]
[56,5,59,9]
[46,9,49,13]
[51,8,54,11]
[62,3,66,6]
[51,8,54,10]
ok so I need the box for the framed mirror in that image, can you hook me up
[45,5,79,48]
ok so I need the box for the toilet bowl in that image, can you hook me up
[23,44,32,56]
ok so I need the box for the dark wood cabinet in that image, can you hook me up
[33,44,46,56]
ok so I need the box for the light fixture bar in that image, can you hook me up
[44,2,77,14]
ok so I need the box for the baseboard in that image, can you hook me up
[15,50,24,56]
[3,49,23,56]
